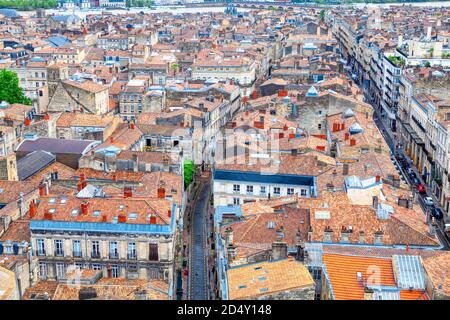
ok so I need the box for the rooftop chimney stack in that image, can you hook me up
[81,201,89,215]
[157,187,166,199]
[124,186,132,198]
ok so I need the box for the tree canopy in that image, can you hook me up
[0,69,32,105]
[183,160,194,189]
[0,0,57,10]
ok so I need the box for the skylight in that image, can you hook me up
[128,213,138,220]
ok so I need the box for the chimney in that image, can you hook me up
[271,238,288,260]
[296,229,305,261]
[29,200,37,218]
[344,132,349,140]
[372,196,379,210]
[124,186,132,198]
[279,132,284,139]
[224,227,233,246]
[227,244,237,261]
[157,187,165,199]
[283,124,288,131]
[81,201,89,215]
[167,209,172,218]
[130,123,135,130]
[349,138,356,146]
[132,153,138,172]
[342,163,349,176]
[149,213,157,224]
[39,184,47,196]
[43,114,50,121]
[24,118,31,126]
[110,136,114,143]
[375,175,381,183]
[118,214,126,223]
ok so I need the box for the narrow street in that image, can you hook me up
[188,180,211,300]
[348,67,450,249]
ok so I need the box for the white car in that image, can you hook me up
[423,197,434,206]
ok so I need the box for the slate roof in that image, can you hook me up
[17,150,56,181]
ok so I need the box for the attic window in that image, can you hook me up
[267,221,275,229]
[238,285,247,289]
[128,213,138,220]
[49,198,56,204]
[60,198,67,204]
[48,208,56,214]
[71,209,79,216]
[93,210,101,217]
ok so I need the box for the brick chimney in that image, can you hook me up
[118,214,126,223]
[39,184,47,196]
[124,186,132,198]
[149,213,157,224]
[344,132,349,140]
[29,200,37,218]
[157,186,165,199]
[349,138,356,146]
[271,226,288,260]
[81,201,89,215]
[167,209,172,218]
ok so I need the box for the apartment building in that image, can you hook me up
[30,186,179,294]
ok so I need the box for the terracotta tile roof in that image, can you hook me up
[227,259,314,300]
[33,195,173,225]
[323,253,395,300]
[422,252,450,296]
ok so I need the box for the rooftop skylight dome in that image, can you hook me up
[349,122,364,135]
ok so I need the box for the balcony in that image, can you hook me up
[127,253,137,260]
[54,250,64,257]
[109,252,119,259]
[91,252,101,259]
[73,251,82,258]
[36,250,46,256]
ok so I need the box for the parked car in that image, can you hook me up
[431,207,443,220]
[423,197,434,206]
[415,183,426,194]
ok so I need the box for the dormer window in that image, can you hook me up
[48,198,56,204]
[71,209,79,216]
[93,210,101,217]
[374,231,384,245]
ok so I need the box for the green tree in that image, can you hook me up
[424,61,431,68]
[319,10,326,21]
[0,69,32,105]
[183,160,194,189]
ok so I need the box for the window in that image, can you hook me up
[92,264,101,270]
[233,184,240,193]
[72,240,81,257]
[38,262,47,279]
[149,243,158,261]
[273,187,280,196]
[91,241,100,258]
[300,189,307,196]
[246,185,253,194]
[233,197,240,205]
[109,241,118,259]
[260,186,266,194]
[111,265,119,278]
[127,242,137,260]
[56,263,65,279]
[318,123,322,130]
[54,240,64,257]
[36,239,45,256]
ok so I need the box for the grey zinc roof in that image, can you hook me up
[17,138,99,155]
[392,255,426,290]
[17,150,56,181]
